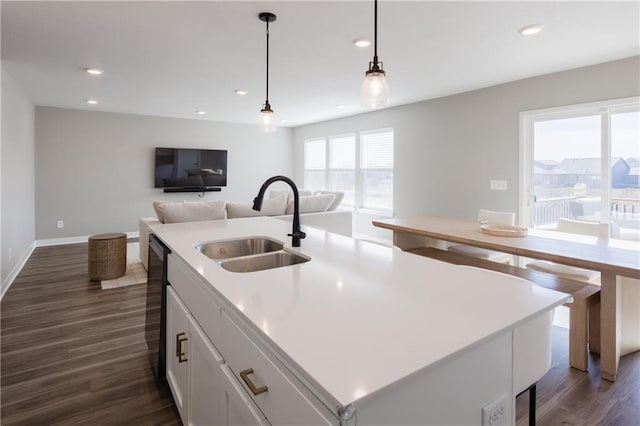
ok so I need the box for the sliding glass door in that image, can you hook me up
[520,98,639,240]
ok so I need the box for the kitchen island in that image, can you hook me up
[150,217,570,425]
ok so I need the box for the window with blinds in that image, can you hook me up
[304,138,326,190]
[329,134,356,206]
[360,129,394,211]
[303,128,394,213]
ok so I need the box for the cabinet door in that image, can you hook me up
[166,286,191,422]
[220,365,269,426]
[188,313,224,426]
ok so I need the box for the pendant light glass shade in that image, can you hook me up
[361,0,388,109]
[361,70,389,108]
[258,12,277,132]
[258,105,276,133]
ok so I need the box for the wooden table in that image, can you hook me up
[373,216,640,382]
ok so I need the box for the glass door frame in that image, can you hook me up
[519,96,639,230]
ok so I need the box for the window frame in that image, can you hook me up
[519,96,639,230]
[328,133,357,208]
[303,137,327,191]
[303,127,394,215]
[359,128,394,214]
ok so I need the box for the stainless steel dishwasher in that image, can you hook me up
[145,234,170,381]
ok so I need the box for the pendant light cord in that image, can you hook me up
[373,0,378,66]
[265,19,270,107]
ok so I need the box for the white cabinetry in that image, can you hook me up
[189,313,225,425]
[166,253,338,426]
[220,310,335,426]
[220,364,269,426]
[166,286,190,419]
[166,286,224,425]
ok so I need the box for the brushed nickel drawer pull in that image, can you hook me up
[239,368,268,395]
[176,332,188,363]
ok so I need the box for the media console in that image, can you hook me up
[163,187,222,193]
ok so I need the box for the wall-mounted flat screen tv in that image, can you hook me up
[155,147,228,189]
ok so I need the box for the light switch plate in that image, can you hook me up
[482,394,507,426]
[490,180,508,191]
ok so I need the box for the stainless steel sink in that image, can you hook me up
[196,237,283,260]
[219,251,310,273]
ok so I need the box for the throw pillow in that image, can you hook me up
[268,189,291,204]
[155,200,226,224]
[285,193,335,214]
[153,200,184,223]
[268,189,313,204]
[313,190,344,211]
[226,195,287,219]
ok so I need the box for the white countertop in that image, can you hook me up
[151,217,570,408]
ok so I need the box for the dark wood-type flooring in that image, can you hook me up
[1,242,180,425]
[2,242,639,425]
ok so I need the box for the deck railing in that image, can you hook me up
[534,197,575,226]
[534,197,640,227]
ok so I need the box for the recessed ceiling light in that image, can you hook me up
[336,104,345,109]
[280,119,288,123]
[196,110,206,115]
[85,68,103,75]
[234,89,248,95]
[86,99,98,105]
[518,24,544,36]
[353,38,371,48]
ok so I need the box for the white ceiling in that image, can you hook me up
[2,1,639,128]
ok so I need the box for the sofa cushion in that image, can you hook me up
[313,190,344,211]
[154,200,226,223]
[153,200,180,223]
[269,189,313,204]
[227,196,287,219]
[285,193,335,214]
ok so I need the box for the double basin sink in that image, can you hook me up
[196,237,310,273]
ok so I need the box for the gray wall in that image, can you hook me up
[35,107,293,240]
[1,65,35,292]
[292,56,640,240]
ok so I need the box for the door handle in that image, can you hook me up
[239,368,268,395]
[176,332,188,363]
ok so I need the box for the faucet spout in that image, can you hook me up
[253,175,306,247]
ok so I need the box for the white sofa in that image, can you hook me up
[139,191,352,270]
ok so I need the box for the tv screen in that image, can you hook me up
[155,147,228,189]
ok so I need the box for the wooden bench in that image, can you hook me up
[407,247,602,372]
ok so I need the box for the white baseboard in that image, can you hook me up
[1,232,140,300]
[36,231,139,247]
[1,242,36,301]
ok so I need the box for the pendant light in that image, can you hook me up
[361,0,389,109]
[258,12,277,132]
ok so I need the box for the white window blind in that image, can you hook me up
[304,138,327,191]
[329,135,355,169]
[361,130,394,169]
[303,128,394,213]
[360,129,394,212]
[304,138,326,170]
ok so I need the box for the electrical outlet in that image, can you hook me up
[482,394,507,426]
[490,180,508,191]
[57,220,64,229]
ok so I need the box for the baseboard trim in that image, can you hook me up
[1,232,140,300]
[36,231,139,247]
[1,242,37,301]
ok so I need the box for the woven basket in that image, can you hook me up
[88,233,127,281]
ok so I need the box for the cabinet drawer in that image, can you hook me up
[221,311,337,426]
[168,253,223,345]
[220,364,270,426]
